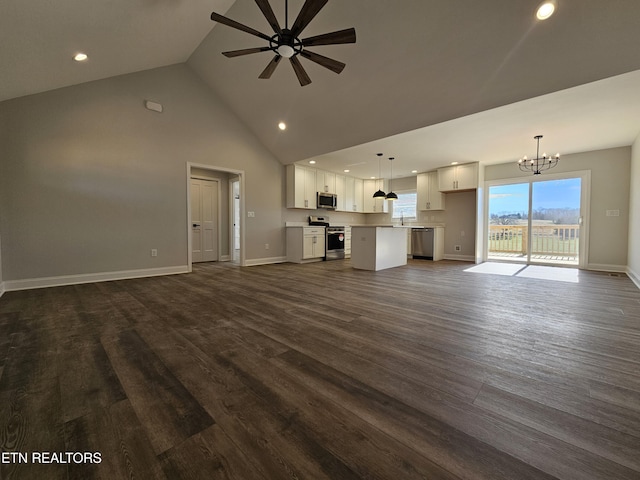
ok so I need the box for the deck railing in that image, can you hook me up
[488,225,579,257]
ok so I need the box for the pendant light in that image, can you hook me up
[372,153,386,198]
[385,157,398,200]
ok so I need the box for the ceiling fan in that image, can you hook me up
[210,0,356,86]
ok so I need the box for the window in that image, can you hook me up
[392,191,417,219]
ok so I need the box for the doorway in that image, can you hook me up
[486,171,590,268]
[187,163,245,270]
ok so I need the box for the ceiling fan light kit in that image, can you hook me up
[211,0,356,86]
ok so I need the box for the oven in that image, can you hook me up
[325,226,346,260]
[309,216,345,261]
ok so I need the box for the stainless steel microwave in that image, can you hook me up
[317,192,337,210]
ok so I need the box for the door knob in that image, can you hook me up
[193,223,200,227]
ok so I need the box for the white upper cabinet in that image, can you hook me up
[316,171,336,193]
[344,177,364,212]
[416,172,445,210]
[335,174,346,211]
[353,178,364,213]
[363,179,388,213]
[438,163,478,191]
[287,165,370,211]
[286,164,317,209]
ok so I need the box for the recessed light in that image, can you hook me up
[73,52,88,62]
[344,169,350,173]
[309,160,316,164]
[370,176,376,179]
[278,122,286,130]
[451,162,459,165]
[411,170,418,173]
[536,1,556,20]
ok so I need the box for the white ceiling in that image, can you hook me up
[0,0,234,102]
[303,69,640,179]
[3,0,640,180]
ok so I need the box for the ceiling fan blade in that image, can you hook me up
[254,0,281,33]
[259,55,283,79]
[211,11,271,42]
[302,28,356,47]
[290,56,312,86]
[299,50,345,74]
[290,0,328,38]
[223,46,272,58]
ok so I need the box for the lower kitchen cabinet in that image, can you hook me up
[286,227,326,263]
[344,226,352,258]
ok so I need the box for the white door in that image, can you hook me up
[191,178,218,263]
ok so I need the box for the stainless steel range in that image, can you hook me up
[309,216,345,261]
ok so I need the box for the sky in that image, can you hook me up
[489,178,581,216]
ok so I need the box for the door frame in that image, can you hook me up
[186,162,246,270]
[229,177,241,264]
[483,169,591,268]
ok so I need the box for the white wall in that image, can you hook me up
[485,147,631,270]
[628,134,640,286]
[0,64,285,284]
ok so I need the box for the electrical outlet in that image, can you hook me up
[264,243,269,250]
[454,245,461,251]
[151,249,158,257]
[247,211,255,217]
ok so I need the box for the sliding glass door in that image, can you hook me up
[530,178,581,265]
[488,183,529,263]
[487,172,588,267]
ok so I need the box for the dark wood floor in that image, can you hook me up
[1,259,640,479]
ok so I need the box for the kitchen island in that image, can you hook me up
[350,226,408,271]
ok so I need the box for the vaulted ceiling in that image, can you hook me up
[3,0,640,178]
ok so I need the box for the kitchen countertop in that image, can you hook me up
[285,222,445,228]
[350,224,445,228]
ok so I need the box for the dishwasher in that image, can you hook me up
[411,228,435,260]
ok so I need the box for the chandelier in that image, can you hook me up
[517,135,560,175]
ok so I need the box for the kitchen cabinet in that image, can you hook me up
[344,177,364,212]
[344,226,352,257]
[353,178,364,212]
[316,171,336,193]
[438,163,478,191]
[335,174,346,211]
[286,227,325,263]
[363,179,389,213]
[286,164,317,209]
[417,172,445,210]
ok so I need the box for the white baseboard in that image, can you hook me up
[627,266,640,290]
[443,254,475,262]
[585,263,627,273]
[220,254,231,262]
[3,265,189,292]
[0,281,5,298]
[244,256,287,267]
